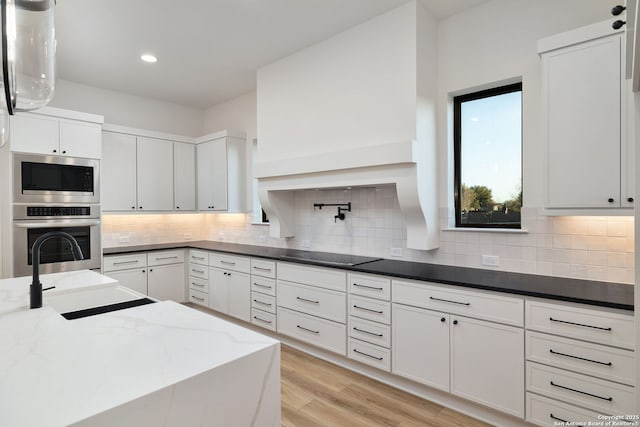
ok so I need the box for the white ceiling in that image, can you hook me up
[55,0,488,109]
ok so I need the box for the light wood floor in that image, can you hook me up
[281,345,492,427]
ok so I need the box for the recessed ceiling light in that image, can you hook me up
[140,54,158,63]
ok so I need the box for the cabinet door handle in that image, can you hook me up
[192,269,205,274]
[608,198,615,203]
[296,296,319,304]
[253,299,272,307]
[253,266,272,272]
[352,327,383,337]
[353,304,383,314]
[113,260,139,265]
[429,296,470,306]
[550,414,568,423]
[549,381,613,401]
[253,283,272,289]
[296,325,319,334]
[353,348,383,361]
[352,283,384,291]
[191,295,205,302]
[62,150,67,154]
[191,282,205,288]
[253,316,272,324]
[192,256,206,260]
[155,256,178,261]
[628,197,634,203]
[220,260,236,265]
[549,349,612,366]
[549,317,611,331]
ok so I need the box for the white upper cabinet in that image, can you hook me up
[11,109,103,159]
[173,142,196,211]
[137,137,174,211]
[196,132,246,212]
[540,22,632,209]
[102,132,137,211]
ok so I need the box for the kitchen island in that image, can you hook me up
[0,270,281,427]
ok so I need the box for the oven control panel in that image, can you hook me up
[26,206,92,217]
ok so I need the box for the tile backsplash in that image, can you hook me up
[103,185,634,284]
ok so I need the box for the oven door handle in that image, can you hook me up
[13,219,101,228]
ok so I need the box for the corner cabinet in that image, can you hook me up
[540,21,634,210]
[102,128,196,212]
[196,131,246,212]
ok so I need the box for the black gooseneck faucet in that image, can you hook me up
[30,231,84,309]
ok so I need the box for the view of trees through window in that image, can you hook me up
[454,83,522,228]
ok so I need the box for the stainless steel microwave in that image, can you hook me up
[13,153,100,204]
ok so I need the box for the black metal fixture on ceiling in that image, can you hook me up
[313,202,352,222]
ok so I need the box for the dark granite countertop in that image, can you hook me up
[104,240,634,311]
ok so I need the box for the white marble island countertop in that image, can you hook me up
[0,270,281,427]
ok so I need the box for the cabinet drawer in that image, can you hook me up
[393,279,523,326]
[251,308,276,332]
[348,317,391,348]
[348,338,391,372]
[251,292,276,314]
[526,331,634,385]
[348,273,391,301]
[188,263,208,279]
[251,258,276,278]
[277,281,346,323]
[188,277,209,294]
[277,262,346,292]
[251,276,276,296]
[104,253,147,272]
[526,392,604,426]
[526,300,634,349]
[526,362,635,415]
[277,307,346,355]
[188,288,208,307]
[147,249,185,266]
[209,252,250,273]
[189,249,208,265]
[348,295,391,325]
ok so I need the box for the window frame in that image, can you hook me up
[453,82,523,229]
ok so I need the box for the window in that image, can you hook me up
[454,82,522,229]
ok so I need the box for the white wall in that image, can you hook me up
[203,91,257,141]
[49,79,204,137]
[256,2,419,163]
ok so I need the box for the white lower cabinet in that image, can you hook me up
[278,307,346,355]
[392,279,525,418]
[103,250,186,302]
[524,299,635,426]
[209,267,250,321]
[250,259,278,331]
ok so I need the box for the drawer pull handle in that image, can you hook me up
[155,256,178,260]
[253,299,272,307]
[191,296,205,302]
[253,316,272,324]
[297,296,319,304]
[353,327,383,337]
[220,260,236,265]
[549,349,612,366]
[549,381,613,401]
[296,325,319,334]
[549,317,612,331]
[353,348,383,361]
[253,283,272,289]
[113,260,139,265]
[429,296,470,306]
[353,304,384,314]
[352,283,384,291]
[192,256,206,260]
[192,269,205,274]
[191,282,205,287]
[253,266,272,272]
[549,414,568,423]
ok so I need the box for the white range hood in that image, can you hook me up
[255,1,439,250]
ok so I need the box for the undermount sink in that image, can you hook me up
[45,285,156,320]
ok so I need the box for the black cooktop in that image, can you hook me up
[280,249,381,266]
